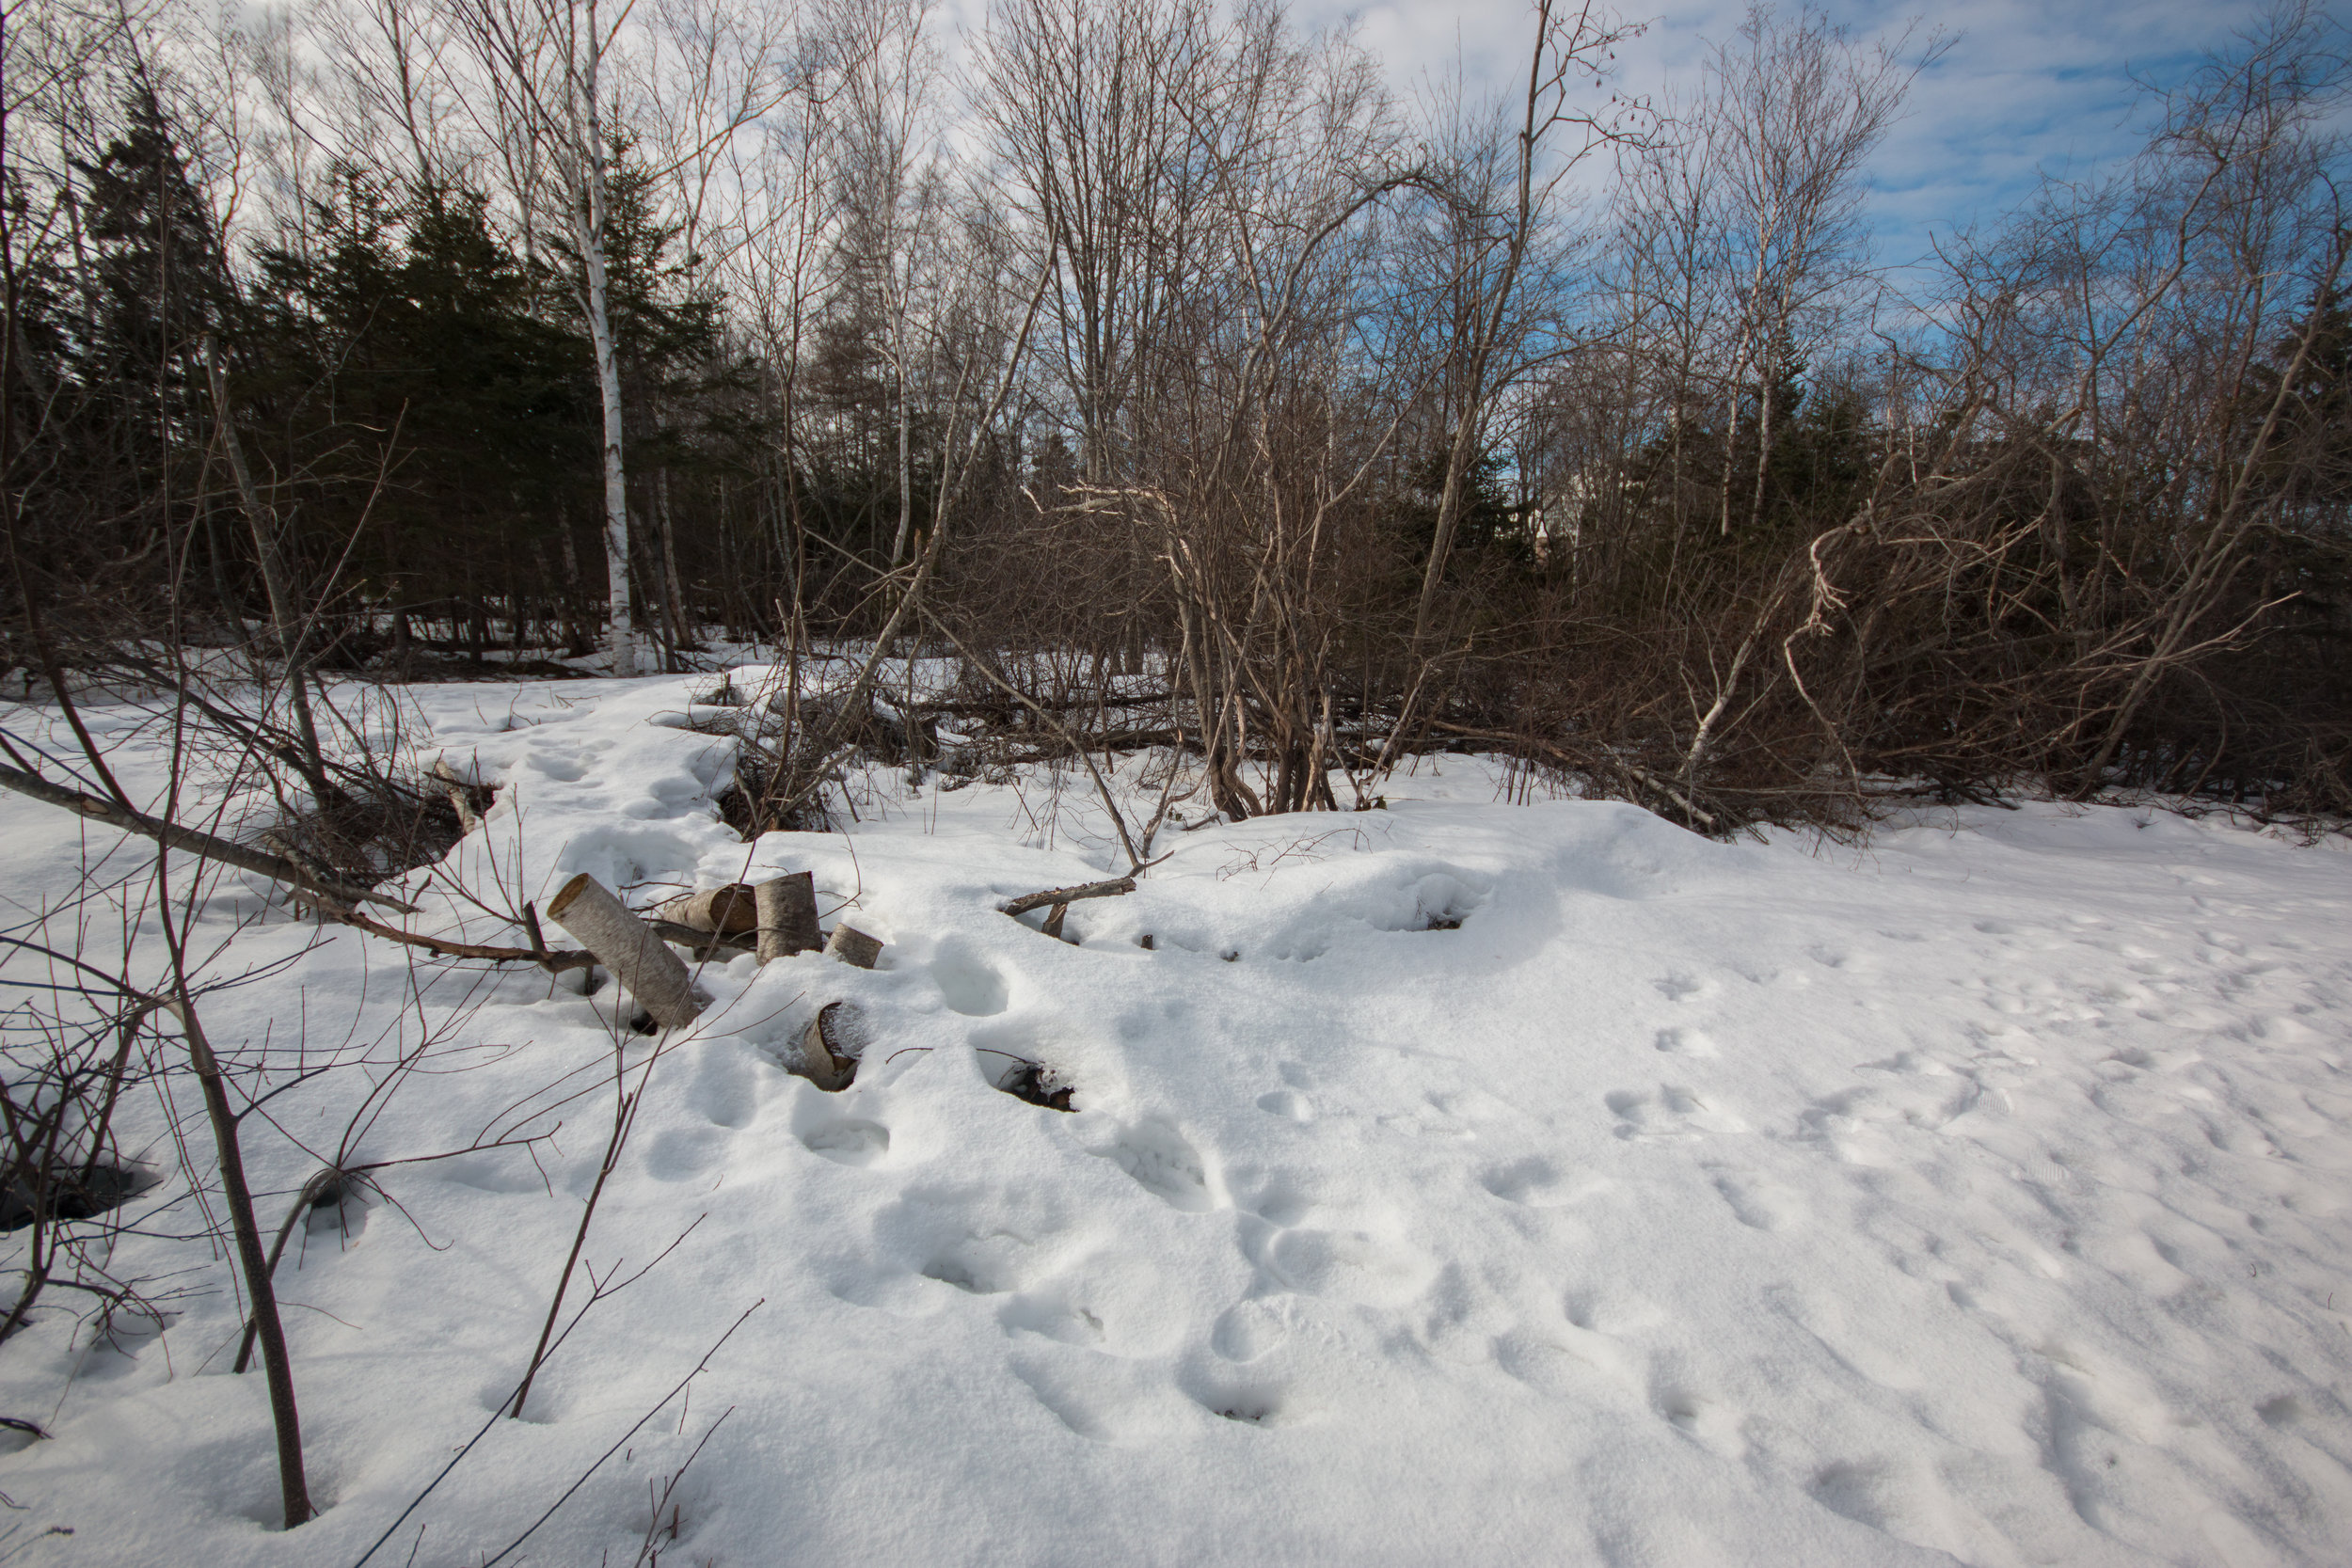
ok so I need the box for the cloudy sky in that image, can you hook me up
[1302,0,2280,272]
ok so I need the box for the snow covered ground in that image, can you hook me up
[5,668,2352,1566]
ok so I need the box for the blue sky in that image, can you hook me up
[1304,0,2278,273]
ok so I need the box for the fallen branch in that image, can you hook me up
[914,689,1172,719]
[999,878,1136,920]
[338,911,595,973]
[0,760,421,912]
[1419,721,1719,830]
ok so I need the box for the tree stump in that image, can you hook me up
[754,873,821,961]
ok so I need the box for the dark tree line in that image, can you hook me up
[6,0,2350,829]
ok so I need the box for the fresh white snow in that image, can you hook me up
[5,669,2352,1566]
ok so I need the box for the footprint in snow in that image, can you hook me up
[1092,1119,1217,1211]
[929,941,1009,1016]
[1256,1089,1315,1122]
[1265,1226,1436,1308]
[793,1094,892,1166]
[800,1118,891,1166]
[1211,1297,1294,1362]
[1709,1170,1806,1231]
[1479,1156,1600,1208]
[1607,1085,1744,1140]
[1653,1379,1746,1458]
[1654,1025,1717,1057]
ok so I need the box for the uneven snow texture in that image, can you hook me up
[5,672,2352,1566]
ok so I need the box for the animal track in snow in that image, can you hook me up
[1178,1366,1293,1427]
[1479,1156,1599,1208]
[1653,1025,1717,1057]
[1710,1170,1806,1231]
[1211,1297,1294,1362]
[929,941,1009,1016]
[1653,972,1704,1001]
[1093,1119,1216,1211]
[1606,1084,1744,1140]
[1256,1089,1315,1122]
[527,751,587,783]
[997,1288,1107,1347]
[1265,1226,1436,1307]
[800,1118,891,1166]
[1653,1380,1746,1457]
[644,1124,728,1181]
[920,1232,1044,1296]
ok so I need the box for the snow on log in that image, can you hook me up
[794,1001,858,1091]
[546,873,704,1030]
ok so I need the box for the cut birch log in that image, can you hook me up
[545,874,703,1030]
[755,873,821,961]
[645,920,755,960]
[823,924,883,969]
[431,759,481,833]
[793,1001,857,1091]
[652,883,758,935]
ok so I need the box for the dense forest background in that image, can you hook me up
[6,0,2349,832]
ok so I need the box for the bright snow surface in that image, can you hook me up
[5,669,2352,1566]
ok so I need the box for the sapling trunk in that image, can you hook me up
[173,995,311,1528]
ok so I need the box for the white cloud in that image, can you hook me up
[1301,0,2276,266]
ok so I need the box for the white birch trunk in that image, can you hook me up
[889,309,914,564]
[577,7,636,676]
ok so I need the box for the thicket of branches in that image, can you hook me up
[7,0,2351,831]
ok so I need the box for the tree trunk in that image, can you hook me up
[575,30,636,679]
[658,467,690,659]
[174,995,311,1529]
[203,338,334,804]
